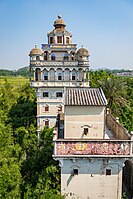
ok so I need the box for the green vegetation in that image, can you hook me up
[0,79,63,199]
[90,70,133,132]
[0,67,29,77]
[0,69,132,198]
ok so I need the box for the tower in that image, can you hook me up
[29,16,133,198]
[29,15,90,135]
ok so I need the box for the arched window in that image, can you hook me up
[78,69,83,81]
[71,51,75,61]
[45,104,49,112]
[64,69,70,81]
[44,51,48,60]
[49,68,55,81]
[63,54,69,61]
[36,56,40,60]
[72,71,76,81]
[44,72,48,80]
[57,36,62,43]
[58,72,62,80]
[50,37,53,44]
[66,37,69,44]
[35,68,41,81]
[51,54,56,61]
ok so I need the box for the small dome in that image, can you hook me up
[29,45,43,55]
[54,15,66,27]
[76,47,90,56]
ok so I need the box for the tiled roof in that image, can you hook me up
[65,88,107,106]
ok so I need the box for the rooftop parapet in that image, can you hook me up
[106,112,131,140]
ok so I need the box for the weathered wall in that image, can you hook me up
[64,106,105,139]
[61,158,124,199]
[106,114,131,140]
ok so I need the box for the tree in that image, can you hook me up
[99,77,129,115]
[8,83,36,130]
[0,123,21,199]
[20,127,62,198]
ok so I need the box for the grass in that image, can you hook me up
[0,76,29,87]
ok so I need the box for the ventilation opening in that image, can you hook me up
[73,169,78,175]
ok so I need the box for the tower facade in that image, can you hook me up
[29,15,90,133]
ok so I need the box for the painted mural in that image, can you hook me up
[56,141,130,156]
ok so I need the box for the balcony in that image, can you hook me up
[30,81,89,88]
[30,60,78,67]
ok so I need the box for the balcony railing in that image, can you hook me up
[53,140,132,157]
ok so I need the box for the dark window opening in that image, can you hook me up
[44,51,48,60]
[36,56,40,60]
[73,169,78,175]
[56,92,62,98]
[106,169,111,176]
[84,128,88,135]
[51,54,56,61]
[43,92,49,98]
[58,73,62,80]
[45,120,49,127]
[57,36,62,43]
[72,73,76,80]
[64,54,69,61]
[44,73,48,80]
[45,105,49,112]
[50,37,53,44]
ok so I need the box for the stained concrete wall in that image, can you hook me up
[61,158,124,199]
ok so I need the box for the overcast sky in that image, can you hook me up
[0,0,133,70]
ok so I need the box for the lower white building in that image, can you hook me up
[53,88,133,199]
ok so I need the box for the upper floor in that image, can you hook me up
[29,16,90,88]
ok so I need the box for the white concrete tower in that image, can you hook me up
[29,16,90,133]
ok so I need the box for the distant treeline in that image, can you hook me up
[0,67,29,77]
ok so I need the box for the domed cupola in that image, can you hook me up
[54,15,66,30]
[76,47,90,61]
[29,45,43,56]
[29,45,43,61]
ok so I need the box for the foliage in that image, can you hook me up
[0,80,62,198]
[90,70,133,132]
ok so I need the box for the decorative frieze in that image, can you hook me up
[55,140,131,156]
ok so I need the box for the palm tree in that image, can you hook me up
[99,77,129,115]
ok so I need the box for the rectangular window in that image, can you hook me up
[56,92,62,98]
[84,128,88,135]
[43,92,49,98]
[45,105,49,112]
[73,169,78,175]
[57,36,62,43]
[45,120,49,127]
[66,37,69,44]
[50,37,53,44]
[106,169,111,176]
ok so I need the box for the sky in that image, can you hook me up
[0,0,133,70]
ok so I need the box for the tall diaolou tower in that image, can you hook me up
[29,15,90,135]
